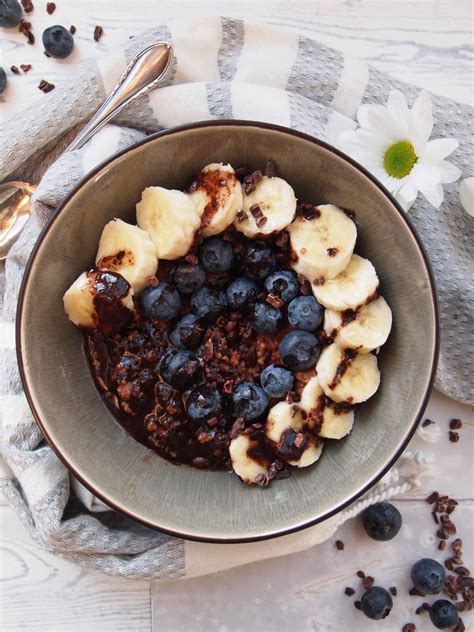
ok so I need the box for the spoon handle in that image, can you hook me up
[66,42,173,153]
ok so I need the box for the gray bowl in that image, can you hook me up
[17,121,439,542]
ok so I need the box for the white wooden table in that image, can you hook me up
[1,2,472,631]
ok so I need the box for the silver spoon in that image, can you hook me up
[0,41,173,260]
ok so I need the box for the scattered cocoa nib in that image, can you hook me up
[184,253,198,265]
[229,417,245,440]
[454,567,470,577]
[285,390,298,404]
[449,431,460,442]
[234,166,247,182]
[250,204,263,219]
[422,602,431,612]
[266,293,284,309]
[46,2,56,14]
[26,30,35,44]
[450,418,462,429]
[409,586,425,597]
[10,65,20,75]
[344,586,355,596]
[452,538,463,553]
[354,600,362,610]
[19,19,32,33]
[422,418,434,427]
[453,619,465,632]
[202,338,214,361]
[192,456,209,468]
[446,559,455,571]
[255,472,269,487]
[456,601,466,612]
[432,510,440,524]
[426,491,440,504]
[439,540,446,551]
[362,576,374,589]
[389,586,397,596]
[264,160,276,178]
[444,574,459,600]
[21,0,34,13]
[236,210,248,223]
[242,170,263,195]
[256,215,267,228]
[437,528,449,540]
[327,247,339,257]
[94,25,104,42]
[334,539,344,551]
[356,570,366,579]
[20,64,32,72]
[70,25,76,34]
[312,275,325,286]
[296,202,320,221]
[222,379,234,394]
[402,624,416,632]
[38,79,55,93]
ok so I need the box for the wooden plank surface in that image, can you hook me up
[1,1,473,631]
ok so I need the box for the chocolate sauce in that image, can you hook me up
[88,270,133,337]
[328,348,357,390]
[192,168,237,229]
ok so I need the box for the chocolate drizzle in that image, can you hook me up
[88,270,133,337]
[328,349,357,390]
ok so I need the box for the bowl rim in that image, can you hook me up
[16,119,440,543]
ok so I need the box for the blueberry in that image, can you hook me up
[279,330,320,371]
[186,383,222,422]
[260,364,294,399]
[360,586,393,620]
[0,0,22,28]
[199,237,235,273]
[264,270,299,303]
[231,381,269,421]
[141,283,181,321]
[362,502,402,541]
[169,314,204,350]
[429,600,459,629]
[226,277,258,310]
[172,263,205,294]
[411,558,446,594]
[0,67,6,94]
[190,286,227,321]
[251,300,282,334]
[240,241,277,280]
[288,296,323,331]
[158,348,201,390]
[42,25,74,59]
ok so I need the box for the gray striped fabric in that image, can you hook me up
[0,17,472,580]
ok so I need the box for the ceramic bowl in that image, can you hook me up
[17,121,439,542]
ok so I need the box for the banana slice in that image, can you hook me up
[136,187,201,260]
[265,401,323,468]
[289,204,357,282]
[234,176,297,237]
[316,343,380,404]
[188,163,243,237]
[229,433,270,485]
[300,376,354,439]
[324,296,392,353]
[95,218,158,292]
[63,270,134,333]
[312,254,379,310]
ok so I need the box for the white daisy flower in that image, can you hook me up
[337,90,461,211]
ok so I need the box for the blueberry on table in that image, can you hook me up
[251,300,282,334]
[42,25,75,59]
[231,381,269,421]
[158,348,201,390]
[360,586,393,620]
[141,282,181,321]
[190,286,227,321]
[199,237,235,273]
[264,270,299,303]
[0,0,22,28]
[172,263,205,294]
[260,364,294,399]
[186,383,222,422]
[362,502,402,541]
[240,241,277,280]
[288,296,323,331]
[429,600,459,629]
[226,277,258,310]
[279,330,320,371]
[0,67,6,94]
[169,314,204,350]
[411,558,446,594]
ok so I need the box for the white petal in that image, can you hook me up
[356,104,372,129]
[439,160,461,184]
[459,177,474,217]
[395,188,417,212]
[411,91,433,142]
[411,162,441,189]
[422,183,444,208]
[387,90,410,137]
[367,108,400,142]
[424,138,459,162]
[337,129,386,157]
[399,180,419,205]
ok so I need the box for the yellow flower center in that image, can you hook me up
[383,141,418,179]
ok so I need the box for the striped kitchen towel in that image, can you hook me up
[0,17,472,580]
